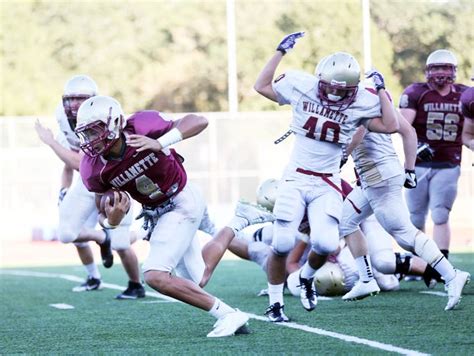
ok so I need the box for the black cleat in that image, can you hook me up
[72,277,102,292]
[265,302,289,322]
[98,230,114,268]
[116,281,146,300]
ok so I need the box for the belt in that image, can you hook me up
[296,168,333,177]
[296,168,361,214]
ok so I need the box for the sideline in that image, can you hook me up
[1,269,429,356]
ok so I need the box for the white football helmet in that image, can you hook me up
[62,75,98,123]
[314,55,329,78]
[314,261,346,296]
[425,49,457,86]
[317,52,360,111]
[256,178,279,212]
[75,95,125,157]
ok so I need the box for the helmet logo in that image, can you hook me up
[330,79,347,87]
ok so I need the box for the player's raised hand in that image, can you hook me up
[34,119,55,146]
[276,31,305,55]
[366,70,386,92]
[126,134,162,152]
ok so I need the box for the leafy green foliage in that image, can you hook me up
[1,0,473,115]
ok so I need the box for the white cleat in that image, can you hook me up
[207,310,250,338]
[235,201,275,226]
[445,270,470,311]
[342,279,380,301]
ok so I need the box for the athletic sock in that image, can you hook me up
[226,217,248,235]
[268,283,284,306]
[432,257,456,282]
[84,263,100,279]
[355,255,374,282]
[300,262,317,280]
[208,298,235,319]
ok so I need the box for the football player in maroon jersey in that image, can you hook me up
[399,49,469,269]
[75,95,255,337]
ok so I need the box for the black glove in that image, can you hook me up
[404,169,417,189]
[416,142,434,162]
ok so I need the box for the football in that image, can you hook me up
[99,189,129,213]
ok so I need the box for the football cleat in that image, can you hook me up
[257,288,269,297]
[445,270,470,311]
[72,277,102,292]
[235,201,275,226]
[98,230,114,269]
[207,310,249,337]
[342,279,380,301]
[265,302,289,322]
[299,274,317,311]
[115,282,146,300]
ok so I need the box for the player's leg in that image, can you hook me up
[266,180,305,322]
[405,166,430,231]
[58,180,106,290]
[429,166,461,259]
[200,202,274,287]
[142,183,248,337]
[111,206,145,299]
[368,175,470,310]
[339,186,380,300]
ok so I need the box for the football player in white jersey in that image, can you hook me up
[254,32,400,321]
[339,83,470,310]
[34,75,145,298]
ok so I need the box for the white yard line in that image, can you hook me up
[420,291,447,297]
[1,269,429,356]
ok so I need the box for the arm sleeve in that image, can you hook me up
[131,111,174,139]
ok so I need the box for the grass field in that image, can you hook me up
[1,253,473,355]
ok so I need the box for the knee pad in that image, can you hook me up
[409,212,426,231]
[310,218,339,255]
[374,271,400,292]
[414,233,443,267]
[57,225,78,244]
[248,241,270,272]
[431,206,450,225]
[109,228,131,251]
[271,220,296,255]
[371,250,396,274]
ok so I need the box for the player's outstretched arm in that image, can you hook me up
[396,110,417,171]
[34,119,81,170]
[365,71,399,134]
[254,32,305,102]
[127,114,208,153]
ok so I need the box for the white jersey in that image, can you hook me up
[352,131,403,187]
[55,103,80,152]
[272,70,382,174]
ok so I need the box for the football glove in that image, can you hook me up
[404,169,417,189]
[416,142,434,162]
[276,31,305,55]
[366,70,386,92]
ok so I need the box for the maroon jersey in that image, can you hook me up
[80,110,187,207]
[461,87,474,119]
[399,83,468,167]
